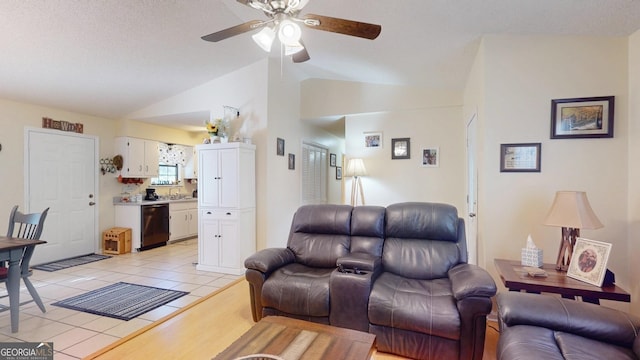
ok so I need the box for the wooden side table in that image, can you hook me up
[494,259,630,304]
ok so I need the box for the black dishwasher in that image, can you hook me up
[140,204,170,250]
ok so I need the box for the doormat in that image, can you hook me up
[52,282,189,321]
[32,254,111,272]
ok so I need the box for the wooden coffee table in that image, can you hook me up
[494,259,630,304]
[213,316,376,360]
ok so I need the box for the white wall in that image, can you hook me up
[475,35,631,310]
[627,29,640,315]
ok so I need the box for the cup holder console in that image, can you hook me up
[337,264,368,275]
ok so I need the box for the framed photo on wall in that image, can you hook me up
[421,147,439,167]
[364,132,382,148]
[288,153,295,170]
[567,238,612,286]
[550,96,614,139]
[277,137,285,156]
[330,153,337,167]
[500,143,541,172]
[391,138,410,159]
[336,166,342,180]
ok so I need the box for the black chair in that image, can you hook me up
[0,205,49,313]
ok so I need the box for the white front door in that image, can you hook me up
[26,128,98,264]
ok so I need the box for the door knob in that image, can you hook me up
[89,202,96,206]
[469,213,476,217]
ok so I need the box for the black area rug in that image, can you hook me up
[32,254,111,272]
[52,282,189,321]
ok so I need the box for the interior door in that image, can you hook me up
[466,114,478,265]
[26,128,98,264]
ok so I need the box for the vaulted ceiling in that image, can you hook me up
[1,0,639,127]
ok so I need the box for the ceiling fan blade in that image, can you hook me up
[292,41,310,63]
[201,20,265,42]
[302,14,381,40]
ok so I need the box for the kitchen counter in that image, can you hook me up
[113,197,196,206]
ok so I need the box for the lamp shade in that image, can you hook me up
[252,27,275,52]
[543,191,603,229]
[345,158,367,177]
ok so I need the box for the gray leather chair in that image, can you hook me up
[245,204,353,323]
[498,292,640,360]
[367,202,496,360]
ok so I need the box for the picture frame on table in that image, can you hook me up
[364,132,382,148]
[391,138,410,159]
[421,147,439,167]
[550,96,614,139]
[336,166,342,180]
[567,238,612,287]
[500,143,541,172]
[330,153,337,167]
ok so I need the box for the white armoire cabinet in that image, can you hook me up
[196,142,255,275]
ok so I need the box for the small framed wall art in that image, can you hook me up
[288,153,295,170]
[550,96,614,139]
[277,138,285,156]
[567,238,612,286]
[421,147,439,167]
[330,153,337,167]
[336,166,342,180]
[391,138,410,159]
[364,132,382,148]
[500,143,541,172]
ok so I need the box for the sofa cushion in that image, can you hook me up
[382,238,460,279]
[287,204,352,267]
[350,206,386,257]
[261,263,334,317]
[368,272,460,340]
[385,202,459,241]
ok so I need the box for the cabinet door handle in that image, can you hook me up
[206,211,212,214]
[226,212,231,215]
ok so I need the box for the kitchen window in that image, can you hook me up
[151,164,179,185]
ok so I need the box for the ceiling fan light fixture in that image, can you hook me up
[278,19,302,45]
[284,42,304,55]
[252,26,276,52]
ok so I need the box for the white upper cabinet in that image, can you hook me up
[115,137,159,177]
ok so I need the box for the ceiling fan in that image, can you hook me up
[201,0,382,63]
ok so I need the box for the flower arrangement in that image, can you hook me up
[206,118,227,137]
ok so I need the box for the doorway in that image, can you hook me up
[466,114,478,265]
[25,128,98,264]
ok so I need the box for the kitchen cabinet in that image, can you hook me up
[197,143,255,275]
[115,137,159,177]
[169,201,198,241]
[183,146,198,179]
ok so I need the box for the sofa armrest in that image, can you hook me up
[244,248,295,274]
[449,263,497,300]
[337,252,381,272]
[498,292,640,348]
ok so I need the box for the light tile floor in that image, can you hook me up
[0,238,241,359]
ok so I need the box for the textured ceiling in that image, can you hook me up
[1,0,640,126]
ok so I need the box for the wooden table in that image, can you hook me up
[0,236,46,332]
[213,316,376,360]
[494,259,630,304]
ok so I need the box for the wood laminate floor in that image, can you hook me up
[87,279,499,360]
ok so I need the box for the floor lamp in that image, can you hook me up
[345,158,367,206]
[543,191,603,271]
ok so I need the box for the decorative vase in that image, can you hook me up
[220,136,228,143]
[210,134,219,143]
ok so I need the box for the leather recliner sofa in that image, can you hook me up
[497,292,640,360]
[244,202,497,360]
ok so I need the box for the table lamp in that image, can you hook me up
[345,158,367,206]
[543,191,603,271]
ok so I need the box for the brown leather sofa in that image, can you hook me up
[244,202,497,360]
[497,292,640,360]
